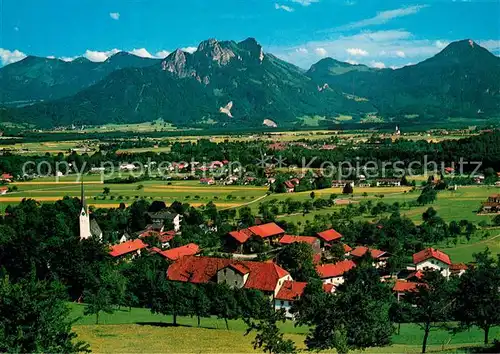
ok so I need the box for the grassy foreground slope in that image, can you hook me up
[70,304,499,353]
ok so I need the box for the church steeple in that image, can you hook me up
[79,179,91,240]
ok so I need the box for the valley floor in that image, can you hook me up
[71,304,498,353]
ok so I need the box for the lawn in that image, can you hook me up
[70,304,499,353]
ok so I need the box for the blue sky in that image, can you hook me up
[1,0,499,68]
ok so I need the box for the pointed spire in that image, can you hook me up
[80,177,87,213]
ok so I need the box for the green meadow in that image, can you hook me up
[0,175,268,211]
[70,304,499,353]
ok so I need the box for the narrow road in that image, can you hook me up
[218,194,268,211]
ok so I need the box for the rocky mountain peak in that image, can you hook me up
[162,49,190,76]
[238,37,264,62]
[197,38,236,66]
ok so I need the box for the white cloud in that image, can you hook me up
[182,47,197,54]
[60,56,77,62]
[435,40,449,49]
[314,47,328,57]
[296,47,309,54]
[395,50,406,58]
[370,60,386,69]
[346,48,368,56]
[479,39,500,52]
[0,48,27,66]
[344,0,356,5]
[268,30,454,68]
[291,0,318,6]
[109,12,120,20]
[129,48,154,58]
[346,59,359,65]
[84,49,120,62]
[47,55,56,59]
[155,50,171,58]
[14,26,19,32]
[337,5,428,30]
[275,3,294,12]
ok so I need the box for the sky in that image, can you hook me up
[1,0,499,69]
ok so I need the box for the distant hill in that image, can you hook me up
[307,40,500,120]
[1,38,499,129]
[0,52,161,104]
[5,38,373,128]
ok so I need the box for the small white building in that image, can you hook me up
[376,179,401,187]
[412,248,451,278]
[316,260,356,286]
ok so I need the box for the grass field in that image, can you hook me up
[0,175,268,211]
[70,304,499,353]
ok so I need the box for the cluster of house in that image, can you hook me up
[108,208,194,261]
[281,177,403,194]
[481,194,500,214]
[105,216,467,319]
[268,142,337,152]
[0,173,13,195]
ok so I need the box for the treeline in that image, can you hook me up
[2,131,500,178]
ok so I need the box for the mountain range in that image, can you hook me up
[1,38,499,129]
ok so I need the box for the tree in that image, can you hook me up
[191,285,211,327]
[128,199,151,231]
[84,264,125,324]
[245,303,297,354]
[404,271,456,353]
[239,206,254,227]
[103,187,110,195]
[455,248,500,344]
[310,191,316,199]
[342,183,353,195]
[209,283,239,330]
[277,243,319,282]
[0,274,90,353]
[303,258,394,353]
[136,184,144,190]
[335,257,394,351]
[150,276,192,326]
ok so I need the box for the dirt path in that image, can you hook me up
[218,194,268,211]
[446,232,500,251]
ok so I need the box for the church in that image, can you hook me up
[79,181,103,240]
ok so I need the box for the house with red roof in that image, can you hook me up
[109,239,148,258]
[316,260,356,286]
[167,256,291,297]
[393,280,421,301]
[274,280,335,319]
[226,222,285,252]
[413,248,452,278]
[350,246,389,268]
[139,229,176,248]
[450,263,468,277]
[0,186,8,195]
[316,229,342,250]
[155,243,200,261]
[481,194,500,213]
[200,178,215,185]
[0,173,13,182]
[284,178,300,193]
[278,235,321,253]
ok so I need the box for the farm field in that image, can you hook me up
[70,304,498,353]
[0,175,268,211]
[277,185,498,224]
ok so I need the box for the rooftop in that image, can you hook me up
[413,248,451,265]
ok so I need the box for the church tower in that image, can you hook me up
[79,180,92,240]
